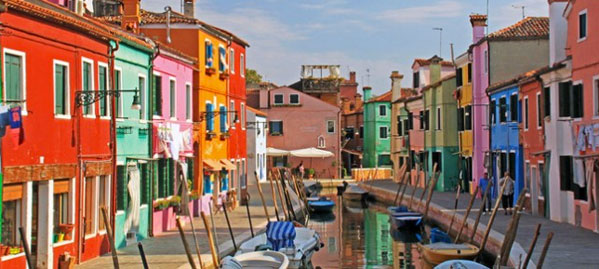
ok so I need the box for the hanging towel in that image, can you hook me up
[8,107,24,146]
[586,125,594,150]
[265,221,296,251]
[574,159,586,188]
[585,159,596,212]
[123,165,141,235]
[576,126,586,152]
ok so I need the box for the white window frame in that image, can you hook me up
[3,48,27,115]
[289,93,300,105]
[317,135,326,148]
[139,73,147,122]
[379,126,389,139]
[53,60,71,119]
[53,178,77,247]
[273,93,284,105]
[169,77,177,120]
[379,104,387,117]
[229,48,235,74]
[536,92,542,129]
[593,75,599,118]
[84,176,98,239]
[98,62,110,120]
[82,57,95,118]
[578,9,588,42]
[97,175,111,234]
[436,107,442,130]
[327,120,336,134]
[115,67,124,120]
[186,82,192,122]
[230,100,236,129]
[240,53,245,78]
[240,103,245,130]
[524,96,529,131]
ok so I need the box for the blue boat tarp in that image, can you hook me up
[430,228,452,243]
[266,221,296,251]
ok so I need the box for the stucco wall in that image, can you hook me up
[489,39,549,85]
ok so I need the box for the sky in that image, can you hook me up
[141,0,549,95]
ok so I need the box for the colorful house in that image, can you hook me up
[246,106,267,187]
[564,0,599,232]
[455,52,474,192]
[362,88,392,168]
[0,0,114,266]
[390,73,417,181]
[421,56,459,192]
[468,14,549,192]
[340,72,363,175]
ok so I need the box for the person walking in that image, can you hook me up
[478,172,493,215]
[298,161,305,179]
[499,171,515,215]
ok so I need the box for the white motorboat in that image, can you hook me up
[236,226,321,269]
[222,251,289,269]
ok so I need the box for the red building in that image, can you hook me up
[0,0,115,267]
[565,0,599,232]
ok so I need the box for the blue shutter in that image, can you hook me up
[220,106,227,133]
[205,42,213,68]
[219,47,225,72]
[206,103,214,131]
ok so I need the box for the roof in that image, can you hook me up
[412,58,454,68]
[100,9,249,46]
[487,17,549,40]
[487,60,568,93]
[6,0,115,42]
[155,40,198,64]
[421,73,457,92]
[246,106,267,117]
[366,90,392,103]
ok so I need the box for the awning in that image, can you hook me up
[342,148,363,157]
[289,147,334,158]
[267,147,289,157]
[203,159,223,171]
[220,159,237,170]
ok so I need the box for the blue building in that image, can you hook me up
[487,84,524,203]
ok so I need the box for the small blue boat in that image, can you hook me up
[430,228,452,244]
[390,212,423,229]
[387,206,409,215]
[308,197,335,213]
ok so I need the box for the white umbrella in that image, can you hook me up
[267,147,290,157]
[289,147,334,158]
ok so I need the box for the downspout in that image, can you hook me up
[486,42,493,197]
[109,39,120,247]
[145,39,159,236]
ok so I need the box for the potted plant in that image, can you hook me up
[220,132,230,140]
[59,224,75,240]
[308,168,315,179]
[219,71,229,80]
[205,67,216,75]
[206,131,217,140]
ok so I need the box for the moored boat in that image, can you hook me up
[387,205,409,215]
[307,197,335,213]
[342,184,368,201]
[434,259,489,269]
[420,242,480,269]
[390,212,423,229]
[222,251,290,269]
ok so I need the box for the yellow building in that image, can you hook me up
[455,52,474,192]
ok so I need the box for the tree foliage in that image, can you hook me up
[246,68,262,84]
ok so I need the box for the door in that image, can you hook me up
[538,163,546,217]
[531,167,539,215]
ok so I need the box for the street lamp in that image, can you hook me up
[75,88,141,110]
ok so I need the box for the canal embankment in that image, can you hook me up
[359,180,599,268]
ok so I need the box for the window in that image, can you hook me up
[2,184,23,248]
[241,103,245,129]
[240,54,245,77]
[186,84,192,120]
[53,179,71,238]
[510,94,518,122]
[115,69,123,117]
[424,110,430,131]
[456,67,463,87]
[327,120,335,133]
[436,107,441,130]
[153,73,162,116]
[559,155,573,191]
[290,94,299,105]
[379,105,387,117]
[484,50,488,73]
[543,87,550,117]
[220,105,227,133]
[379,126,388,139]
[229,100,235,128]
[84,177,95,235]
[465,105,472,130]
[317,136,326,148]
[269,121,283,135]
[467,63,472,83]
[457,107,464,132]
[419,111,424,129]
[572,83,584,118]
[524,97,529,130]
[397,115,403,135]
[206,103,214,132]
[345,127,355,139]
[490,100,496,125]
[559,81,573,117]
[378,154,391,167]
[508,152,516,182]
[205,40,214,68]
[536,93,542,128]
[499,97,507,123]
[139,75,146,120]
[170,79,176,119]
[54,61,69,116]
[403,120,409,135]
[432,152,442,172]
[408,112,413,129]
[4,50,25,110]
[82,59,94,116]
[274,94,284,105]
[218,45,227,73]
[98,176,108,231]
[229,48,235,74]
[579,10,587,40]
[359,125,364,138]
[413,72,420,88]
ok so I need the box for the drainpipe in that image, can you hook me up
[108,40,120,248]
[145,38,159,236]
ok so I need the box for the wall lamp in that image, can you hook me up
[75,88,140,110]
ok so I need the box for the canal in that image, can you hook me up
[307,192,491,269]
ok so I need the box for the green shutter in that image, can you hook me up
[170,80,175,118]
[117,166,127,210]
[54,65,65,115]
[115,70,122,117]
[168,159,175,196]
[99,66,107,116]
[140,163,148,205]
[186,85,191,120]
[5,54,22,101]
[83,62,92,115]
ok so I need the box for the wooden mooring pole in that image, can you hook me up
[100,207,120,269]
[176,217,197,269]
[498,188,528,266]
[477,179,508,257]
[455,186,478,243]
[254,171,271,221]
[469,182,492,244]
[244,193,255,237]
[201,212,220,267]
[222,203,237,252]
[267,171,281,221]
[522,223,542,269]
[536,231,554,268]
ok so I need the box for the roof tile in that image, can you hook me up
[487,17,549,40]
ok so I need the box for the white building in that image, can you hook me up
[246,106,268,187]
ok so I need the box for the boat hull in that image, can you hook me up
[390,212,423,229]
[222,251,290,269]
[308,201,335,213]
[420,243,479,269]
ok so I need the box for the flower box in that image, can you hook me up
[220,132,230,140]
[206,132,217,140]
[205,67,216,75]
[219,72,229,80]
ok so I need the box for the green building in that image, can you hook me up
[362,87,392,168]
[422,56,459,191]
[364,210,393,267]
[112,35,154,248]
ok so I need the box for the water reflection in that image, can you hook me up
[309,194,423,269]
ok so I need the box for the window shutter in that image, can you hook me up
[220,106,227,133]
[457,107,464,131]
[6,55,22,101]
[397,115,402,135]
[559,82,571,117]
[465,106,472,130]
[572,84,583,118]
[117,166,127,210]
[55,65,65,114]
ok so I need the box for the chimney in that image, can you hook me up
[390,71,404,102]
[259,83,269,109]
[429,55,442,84]
[548,0,568,65]
[363,86,372,102]
[349,71,356,83]
[122,0,141,33]
[184,0,195,18]
[470,14,487,44]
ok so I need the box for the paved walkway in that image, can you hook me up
[361,180,599,268]
[77,182,288,269]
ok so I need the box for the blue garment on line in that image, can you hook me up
[266,221,296,251]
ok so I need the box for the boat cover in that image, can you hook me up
[266,221,296,251]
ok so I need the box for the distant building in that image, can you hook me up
[245,106,267,200]
[362,88,392,168]
[455,52,474,192]
[340,72,363,175]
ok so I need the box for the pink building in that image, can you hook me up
[249,86,341,178]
